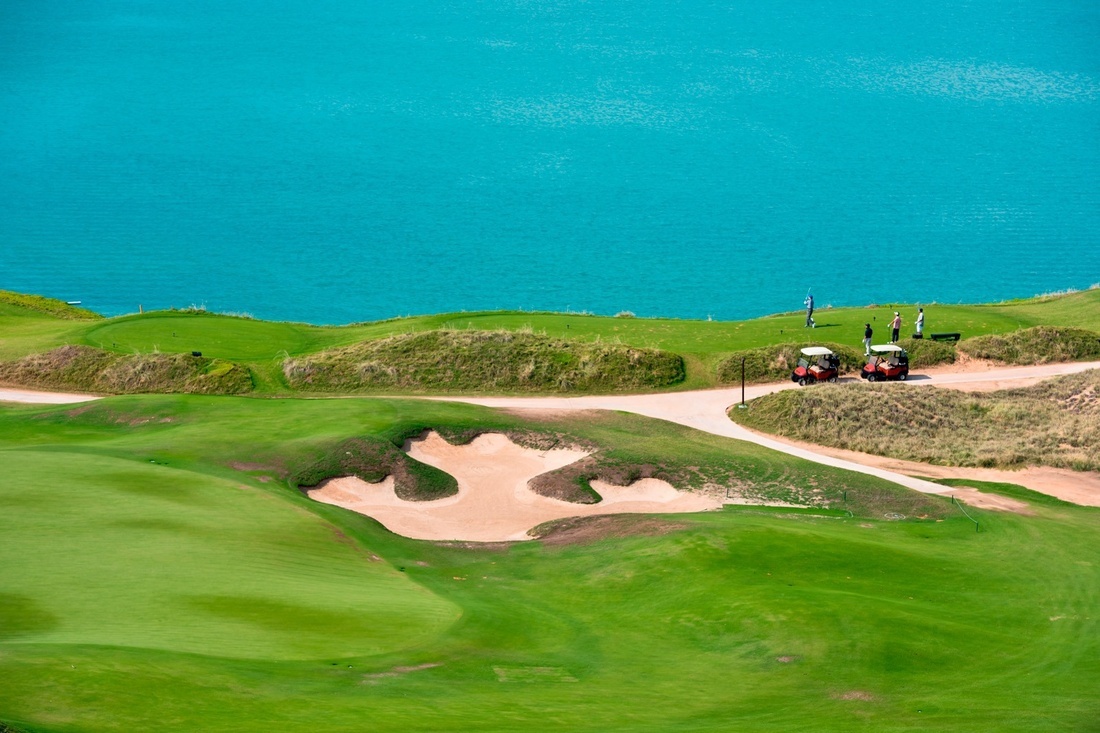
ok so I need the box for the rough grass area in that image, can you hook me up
[0,290,102,320]
[715,341,864,384]
[732,369,1100,470]
[527,456,666,504]
[0,345,253,395]
[283,330,685,393]
[895,337,957,368]
[290,435,458,501]
[960,326,1100,364]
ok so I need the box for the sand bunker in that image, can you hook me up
[306,431,721,542]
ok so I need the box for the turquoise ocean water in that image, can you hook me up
[1,0,1098,324]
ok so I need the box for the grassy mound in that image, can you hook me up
[895,337,957,368]
[960,325,1100,364]
[732,369,1100,470]
[0,290,102,320]
[283,330,685,393]
[0,345,253,395]
[291,435,458,501]
[715,341,864,384]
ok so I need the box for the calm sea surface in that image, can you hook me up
[2,1,1098,323]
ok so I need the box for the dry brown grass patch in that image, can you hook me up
[528,514,691,546]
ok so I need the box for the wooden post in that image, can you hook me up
[738,357,747,409]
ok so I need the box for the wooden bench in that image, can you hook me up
[929,333,961,342]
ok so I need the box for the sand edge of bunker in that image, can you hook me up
[305,430,807,542]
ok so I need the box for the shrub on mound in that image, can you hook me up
[0,345,253,395]
[283,330,685,393]
[960,326,1100,365]
[715,342,864,384]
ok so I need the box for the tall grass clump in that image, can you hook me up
[715,342,864,384]
[0,345,253,395]
[732,369,1100,471]
[960,326,1100,364]
[283,330,684,393]
[895,337,957,368]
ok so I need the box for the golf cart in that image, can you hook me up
[791,346,840,386]
[861,344,909,382]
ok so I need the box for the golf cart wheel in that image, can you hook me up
[866,373,877,382]
[798,377,807,386]
[899,372,908,381]
[827,375,838,383]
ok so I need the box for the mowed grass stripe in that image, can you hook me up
[0,450,458,660]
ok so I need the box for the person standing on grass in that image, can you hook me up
[915,307,925,337]
[804,293,816,328]
[863,323,873,356]
[890,311,902,343]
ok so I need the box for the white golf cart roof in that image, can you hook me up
[800,346,835,356]
[870,344,905,353]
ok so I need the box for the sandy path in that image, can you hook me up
[307,432,721,541]
[0,387,101,404]
[435,361,1100,507]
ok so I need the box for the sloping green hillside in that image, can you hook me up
[0,395,1097,732]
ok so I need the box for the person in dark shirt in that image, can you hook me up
[863,323,873,356]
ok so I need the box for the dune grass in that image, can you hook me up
[715,341,866,385]
[959,325,1100,365]
[894,336,958,368]
[0,345,253,395]
[1,396,1098,731]
[1,288,1098,395]
[284,330,685,394]
[730,369,1100,471]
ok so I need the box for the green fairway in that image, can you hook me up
[0,450,456,660]
[2,287,1098,394]
[1,395,1098,731]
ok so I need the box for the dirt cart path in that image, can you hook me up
[434,361,1100,505]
